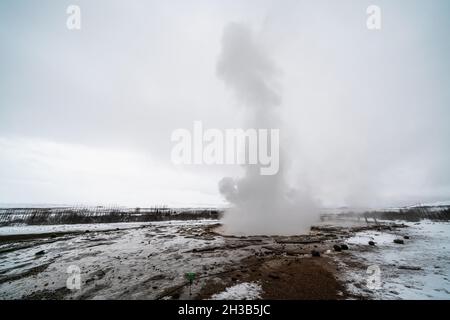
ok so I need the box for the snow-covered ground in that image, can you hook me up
[0,222,151,236]
[0,220,212,236]
[0,219,275,300]
[210,282,262,300]
[0,220,233,299]
[0,218,449,300]
[340,220,450,299]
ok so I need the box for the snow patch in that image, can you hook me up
[210,282,262,300]
[346,230,398,245]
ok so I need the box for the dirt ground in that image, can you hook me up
[196,255,345,300]
[152,222,410,300]
[2,219,433,300]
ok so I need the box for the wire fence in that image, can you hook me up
[0,206,221,226]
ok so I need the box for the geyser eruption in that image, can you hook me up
[217,23,318,235]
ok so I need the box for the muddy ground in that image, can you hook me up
[0,219,448,300]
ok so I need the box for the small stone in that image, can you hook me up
[171,293,180,299]
[398,265,422,271]
[390,290,399,295]
[311,250,321,257]
[340,244,349,250]
[393,239,404,245]
[368,241,376,246]
[333,245,342,252]
[149,274,165,281]
[403,236,410,239]
[35,250,45,256]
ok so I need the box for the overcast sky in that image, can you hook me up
[0,0,449,208]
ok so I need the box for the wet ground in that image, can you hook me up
[0,218,449,300]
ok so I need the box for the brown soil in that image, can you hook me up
[197,255,346,300]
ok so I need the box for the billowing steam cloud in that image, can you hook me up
[217,23,318,235]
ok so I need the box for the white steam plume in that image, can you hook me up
[217,22,318,235]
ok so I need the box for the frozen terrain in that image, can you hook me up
[0,217,449,300]
[0,220,227,299]
[339,220,450,299]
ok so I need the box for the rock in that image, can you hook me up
[311,250,321,257]
[85,230,90,233]
[333,245,342,252]
[368,241,376,246]
[340,244,349,250]
[390,290,399,295]
[398,265,422,271]
[393,239,404,245]
[35,250,45,256]
[149,274,165,281]
[171,293,180,299]
[403,236,410,239]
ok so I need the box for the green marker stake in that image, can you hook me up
[185,272,196,296]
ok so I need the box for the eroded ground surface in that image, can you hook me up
[0,219,448,300]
